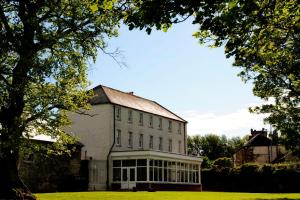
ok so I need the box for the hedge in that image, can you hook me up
[201,163,300,192]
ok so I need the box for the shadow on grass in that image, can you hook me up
[253,199,300,200]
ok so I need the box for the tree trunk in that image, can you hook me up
[0,148,36,200]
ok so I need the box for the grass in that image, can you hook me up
[36,191,300,200]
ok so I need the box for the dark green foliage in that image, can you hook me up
[122,0,300,158]
[202,163,300,192]
[213,157,233,169]
[188,134,245,160]
[201,156,213,169]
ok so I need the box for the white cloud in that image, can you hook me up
[179,106,269,138]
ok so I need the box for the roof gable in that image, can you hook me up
[90,85,186,122]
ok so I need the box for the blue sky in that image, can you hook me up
[89,20,269,138]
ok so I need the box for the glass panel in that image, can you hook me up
[113,160,121,167]
[137,159,147,166]
[137,167,147,181]
[122,159,136,167]
[159,168,162,181]
[130,168,135,182]
[113,168,121,181]
[122,168,128,181]
[150,159,153,166]
[150,167,153,181]
[164,161,167,167]
[154,167,158,181]
[158,160,162,167]
[164,168,168,181]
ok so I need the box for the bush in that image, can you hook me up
[201,163,300,192]
[213,157,233,169]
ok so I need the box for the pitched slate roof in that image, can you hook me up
[90,85,186,122]
[244,134,271,147]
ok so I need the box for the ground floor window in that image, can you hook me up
[112,158,200,184]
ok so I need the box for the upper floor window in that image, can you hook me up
[116,129,121,146]
[149,115,153,128]
[168,139,172,152]
[128,132,133,148]
[139,113,143,126]
[178,140,182,153]
[178,123,181,134]
[168,120,172,132]
[149,135,154,149]
[158,118,162,130]
[139,134,144,149]
[159,137,163,151]
[128,110,133,123]
[115,106,121,121]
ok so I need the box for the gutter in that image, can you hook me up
[106,104,116,190]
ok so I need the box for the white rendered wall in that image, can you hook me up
[113,106,186,155]
[67,104,114,161]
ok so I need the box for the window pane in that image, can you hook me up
[137,159,147,166]
[137,167,147,181]
[122,168,127,181]
[122,159,136,167]
[130,168,135,181]
[150,167,153,181]
[113,168,121,181]
[113,160,121,167]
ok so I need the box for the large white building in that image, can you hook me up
[67,85,202,191]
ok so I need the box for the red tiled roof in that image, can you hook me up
[90,85,186,122]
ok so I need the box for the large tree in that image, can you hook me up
[122,0,300,156]
[0,0,124,199]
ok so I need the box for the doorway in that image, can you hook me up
[121,167,136,189]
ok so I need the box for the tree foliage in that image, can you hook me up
[122,0,300,155]
[188,134,245,161]
[0,0,123,198]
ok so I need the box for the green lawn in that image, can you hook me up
[36,191,300,200]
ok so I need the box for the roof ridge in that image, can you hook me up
[100,84,158,104]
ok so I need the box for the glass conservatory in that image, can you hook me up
[110,151,202,191]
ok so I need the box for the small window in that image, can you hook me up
[149,115,153,128]
[149,135,154,149]
[159,137,163,151]
[178,123,181,134]
[158,118,162,130]
[168,139,172,152]
[139,113,143,126]
[139,134,143,149]
[115,107,121,121]
[128,110,133,123]
[178,140,182,153]
[168,120,172,132]
[116,129,121,146]
[128,132,133,148]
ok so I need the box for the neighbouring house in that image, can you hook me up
[234,128,283,166]
[66,85,202,191]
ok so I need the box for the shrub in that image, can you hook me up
[213,157,233,169]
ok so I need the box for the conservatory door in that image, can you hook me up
[121,167,136,189]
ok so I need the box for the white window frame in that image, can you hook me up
[149,135,154,149]
[149,115,153,128]
[116,129,121,146]
[128,109,133,123]
[168,139,172,152]
[128,131,133,148]
[116,106,121,121]
[139,113,143,126]
[139,134,144,149]
[159,137,163,151]
[158,118,162,130]
[168,120,172,132]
